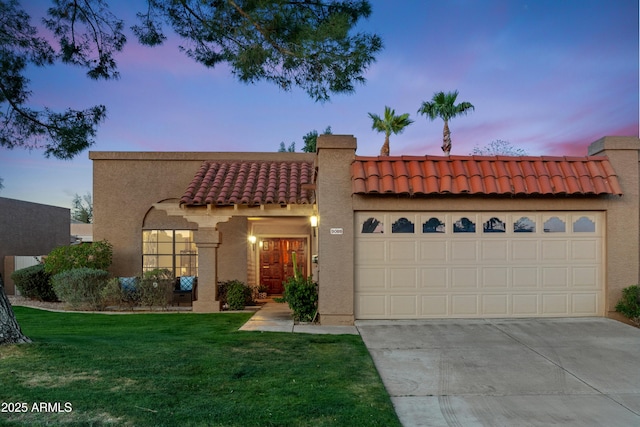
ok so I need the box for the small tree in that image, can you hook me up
[278,141,296,152]
[72,192,93,223]
[302,126,332,153]
[471,140,528,156]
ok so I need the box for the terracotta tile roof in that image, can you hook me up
[352,155,623,196]
[181,160,315,206]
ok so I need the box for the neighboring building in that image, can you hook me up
[0,197,70,294]
[90,135,640,325]
[71,220,93,244]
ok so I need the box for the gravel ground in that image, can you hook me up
[7,295,192,313]
[8,295,67,311]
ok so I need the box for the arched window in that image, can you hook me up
[392,217,415,233]
[544,217,565,233]
[514,217,535,232]
[454,217,476,233]
[361,217,383,233]
[483,217,505,232]
[573,216,595,232]
[423,217,445,233]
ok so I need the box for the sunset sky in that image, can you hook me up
[1,0,638,209]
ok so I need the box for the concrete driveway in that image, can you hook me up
[356,318,640,427]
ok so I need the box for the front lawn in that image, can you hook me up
[0,308,400,426]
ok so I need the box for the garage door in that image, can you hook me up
[355,212,604,319]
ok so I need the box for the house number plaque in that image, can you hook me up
[330,228,344,235]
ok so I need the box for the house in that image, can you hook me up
[0,197,70,295]
[90,135,640,325]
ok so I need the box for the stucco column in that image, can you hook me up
[588,136,640,316]
[316,135,357,325]
[192,228,222,313]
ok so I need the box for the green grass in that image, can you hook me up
[0,308,401,427]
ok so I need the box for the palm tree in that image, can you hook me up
[418,90,474,156]
[368,106,414,156]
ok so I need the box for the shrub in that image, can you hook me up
[100,277,141,309]
[139,269,173,309]
[219,280,253,310]
[51,268,110,310]
[11,264,57,302]
[278,275,318,322]
[44,240,113,276]
[615,285,640,325]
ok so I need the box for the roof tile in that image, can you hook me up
[352,155,622,197]
[181,160,314,206]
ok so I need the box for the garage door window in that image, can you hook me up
[514,217,535,232]
[423,218,445,233]
[544,217,566,232]
[361,217,383,233]
[573,216,595,232]
[392,217,414,233]
[454,217,476,233]
[483,217,506,233]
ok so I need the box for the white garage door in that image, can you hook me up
[355,212,604,319]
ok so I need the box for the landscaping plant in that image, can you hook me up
[139,269,173,309]
[277,252,318,322]
[44,240,113,276]
[51,268,110,310]
[218,280,253,310]
[615,285,640,325]
[225,280,254,310]
[10,264,57,302]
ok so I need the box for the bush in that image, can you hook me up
[139,269,173,309]
[615,285,640,325]
[11,264,57,302]
[219,280,253,310]
[51,268,110,310]
[278,276,318,322]
[44,240,113,276]
[100,277,141,309]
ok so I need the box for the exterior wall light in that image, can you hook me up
[310,215,318,227]
[248,235,257,244]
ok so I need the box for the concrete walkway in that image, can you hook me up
[239,300,358,335]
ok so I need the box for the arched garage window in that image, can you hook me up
[423,218,445,233]
[514,217,535,232]
[143,230,197,276]
[543,217,566,233]
[361,217,383,233]
[573,216,595,232]
[454,217,476,233]
[483,217,505,232]
[392,217,414,233]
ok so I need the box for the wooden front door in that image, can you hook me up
[259,238,307,294]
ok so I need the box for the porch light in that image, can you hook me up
[248,235,257,244]
[310,215,318,228]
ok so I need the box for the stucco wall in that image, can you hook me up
[314,135,640,323]
[90,152,313,280]
[588,136,640,315]
[316,135,357,325]
[0,197,70,294]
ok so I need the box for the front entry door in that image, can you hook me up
[260,238,307,294]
